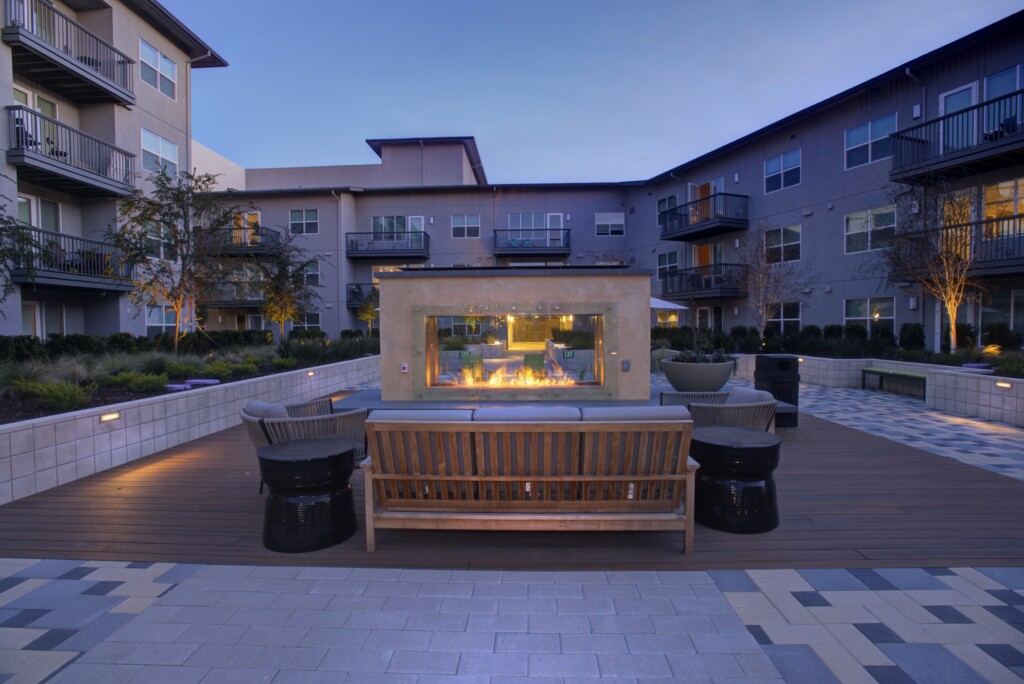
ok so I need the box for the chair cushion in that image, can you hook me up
[472,406,581,421]
[367,409,474,422]
[243,400,288,418]
[580,405,691,421]
[724,388,775,404]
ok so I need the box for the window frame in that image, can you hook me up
[451,214,481,239]
[139,38,177,100]
[844,112,897,169]
[656,195,678,226]
[765,301,801,339]
[289,209,319,235]
[844,205,895,254]
[146,304,176,337]
[657,251,678,280]
[303,259,321,287]
[844,296,895,335]
[595,211,625,236]
[764,148,801,194]
[291,312,321,332]
[765,224,801,263]
[141,128,178,176]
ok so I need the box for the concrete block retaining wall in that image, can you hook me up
[0,356,381,504]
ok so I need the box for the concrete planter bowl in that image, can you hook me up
[661,360,734,392]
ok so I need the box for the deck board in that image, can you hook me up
[0,414,1022,570]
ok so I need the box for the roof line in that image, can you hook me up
[365,137,488,185]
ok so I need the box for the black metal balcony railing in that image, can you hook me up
[215,227,281,256]
[345,232,430,258]
[6,106,135,195]
[659,193,749,241]
[890,214,1024,277]
[205,282,265,307]
[890,88,1024,178]
[492,229,571,254]
[12,226,133,290]
[346,283,377,308]
[660,263,749,300]
[3,0,134,100]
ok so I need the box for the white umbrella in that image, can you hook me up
[650,297,688,311]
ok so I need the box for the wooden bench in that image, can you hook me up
[861,368,927,398]
[362,420,698,553]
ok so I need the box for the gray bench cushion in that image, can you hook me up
[243,400,288,419]
[472,406,582,421]
[724,388,775,404]
[368,409,475,422]
[580,405,691,421]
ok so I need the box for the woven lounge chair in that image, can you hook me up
[660,387,777,432]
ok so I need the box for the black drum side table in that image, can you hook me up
[257,437,358,552]
[690,427,782,534]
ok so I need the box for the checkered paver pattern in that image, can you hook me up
[1,559,1022,682]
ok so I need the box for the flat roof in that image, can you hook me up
[377,265,653,279]
[365,137,488,185]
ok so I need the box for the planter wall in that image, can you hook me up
[0,356,381,504]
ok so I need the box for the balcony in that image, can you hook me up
[890,214,1024,279]
[659,194,749,242]
[492,229,571,257]
[214,227,281,257]
[345,232,429,260]
[346,282,377,308]
[6,106,134,196]
[659,264,749,301]
[2,0,134,105]
[204,283,265,309]
[890,89,1024,183]
[11,226,133,292]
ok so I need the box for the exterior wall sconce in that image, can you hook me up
[99,412,120,423]
[995,381,1012,389]
[307,371,315,377]
[908,296,918,311]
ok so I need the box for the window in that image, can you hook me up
[765,225,800,263]
[657,251,677,280]
[146,305,176,337]
[765,302,801,338]
[141,128,177,175]
[984,66,1021,132]
[595,212,625,236]
[845,206,895,253]
[657,195,678,226]
[232,211,261,247]
[303,260,320,287]
[372,216,406,239]
[292,313,320,331]
[845,113,896,168]
[764,148,800,193]
[451,214,480,238]
[145,223,175,260]
[16,195,59,232]
[983,177,1024,238]
[508,212,545,230]
[289,209,318,235]
[845,297,894,335]
[22,301,64,338]
[140,39,176,99]
[656,310,678,328]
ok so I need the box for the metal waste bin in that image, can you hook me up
[754,354,799,427]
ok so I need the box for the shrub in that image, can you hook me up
[441,337,466,351]
[982,323,1023,350]
[271,357,298,370]
[49,356,99,386]
[0,335,47,361]
[136,352,172,375]
[164,360,204,379]
[289,329,328,342]
[843,324,868,341]
[45,333,103,357]
[340,329,364,339]
[104,332,151,354]
[729,326,761,354]
[102,371,168,392]
[899,323,926,351]
[550,329,594,349]
[867,328,898,358]
[202,361,237,380]
[823,324,844,340]
[12,379,93,411]
[994,352,1024,378]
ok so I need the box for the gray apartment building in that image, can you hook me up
[1,0,224,337]
[4,6,1023,353]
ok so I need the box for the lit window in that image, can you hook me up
[845,113,896,168]
[141,128,177,175]
[595,212,625,236]
[764,148,800,193]
[290,209,319,235]
[765,225,800,263]
[845,206,895,253]
[140,39,176,99]
[845,297,894,335]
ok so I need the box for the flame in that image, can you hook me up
[456,364,577,387]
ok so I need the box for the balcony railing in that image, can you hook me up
[890,214,1024,278]
[205,283,265,308]
[215,227,281,256]
[346,283,377,308]
[6,106,134,196]
[345,232,430,259]
[3,0,134,104]
[492,229,571,255]
[12,226,133,291]
[659,193,749,241]
[890,89,1024,181]
[659,263,749,301]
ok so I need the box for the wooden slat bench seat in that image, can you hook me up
[362,420,698,553]
[861,368,927,398]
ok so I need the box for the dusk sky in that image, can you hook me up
[170,0,1023,184]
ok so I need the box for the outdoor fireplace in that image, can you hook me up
[377,267,651,402]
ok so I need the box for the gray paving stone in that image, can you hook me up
[251,645,327,670]
[499,597,558,614]
[285,608,352,628]
[553,571,608,584]
[650,615,718,634]
[118,641,200,666]
[527,583,583,599]
[174,624,249,645]
[598,652,673,677]
[417,582,474,598]
[347,568,403,581]
[182,643,263,668]
[215,591,279,609]
[527,613,591,633]
[342,674,416,684]
[381,595,443,613]
[495,632,560,653]
[198,666,277,683]
[583,583,641,599]
[457,651,528,676]
[59,612,134,652]
[500,571,554,584]
[606,571,662,585]
[428,630,495,652]
[364,581,421,597]
[311,580,370,595]
[165,606,239,625]
[472,582,528,598]
[14,559,84,579]
[671,597,735,616]
[325,595,386,612]
[797,568,871,592]
[362,628,431,651]
[880,642,990,684]
[344,611,409,630]
[418,676,490,684]
[124,664,211,683]
[387,649,460,674]
[528,652,599,677]
[613,598,676,615]
[271,670,348,683]
[467,613,528,633]
[249,566,304,579]
[560,632,628,653]
[449,571,503,584]
[658,571,713,584]
[690,631,763,654]
[625,632,696,654]
[441,597,499,614]
[294,567,353,581]
[47,663,143,684]
[492,677,561,684]
[298,626,370,648]
[269,593,333,610]
[666,653,747,679]
[761,645,839,684]
[318,647,393,672]
[875,568,948,591]
[75,640,139,664]
[396,569,452,583]
[978,567,1024,589]
[636,583,696,599]
[590,614,655,633]
[235,625,309,647]
[225,607,295,626]
[107,621,189,643]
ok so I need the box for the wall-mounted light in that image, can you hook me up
[995,381,1012,389]
[428,217,434,225]
[733,173,740,183]
[797,357,804,363]
[307,371,315,377]
[908,296,919,311]
[733,306,739,316]
[734,238,740,249]
[99,412,120,423]
[566,213,571,222]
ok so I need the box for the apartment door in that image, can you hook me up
[693,242,723,288]
[236,314,263,331]
[21,301,63,337]
[546,213,564,246]
[688,178,723,224]
[939,83,978,153]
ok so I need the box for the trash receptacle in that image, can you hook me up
[754,354,799,427]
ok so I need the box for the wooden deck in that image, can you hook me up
[1,414,1022,570]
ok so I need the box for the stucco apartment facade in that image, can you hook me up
[4,5,1023,351]
[1,0,224,338]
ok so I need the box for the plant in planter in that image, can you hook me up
[661,348,736,392]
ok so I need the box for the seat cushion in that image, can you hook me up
[243,400,288,418]
[580,405,691,421]
[472,406,581,421]
[725,388,776,404]
[367,409,474,422]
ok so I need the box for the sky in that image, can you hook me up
[168,0,1024,184]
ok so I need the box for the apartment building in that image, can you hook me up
[1,0,224,337]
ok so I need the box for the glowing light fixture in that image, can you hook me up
[307,371,315,377]
[995,381,1012,389]
[99,412,120,423]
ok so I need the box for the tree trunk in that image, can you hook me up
[946,300,959,352]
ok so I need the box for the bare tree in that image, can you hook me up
[109,170,238,353]
[0,181,39,315]
[884,182,981,352]
[736,221,815,342]
[244,227,321,340]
